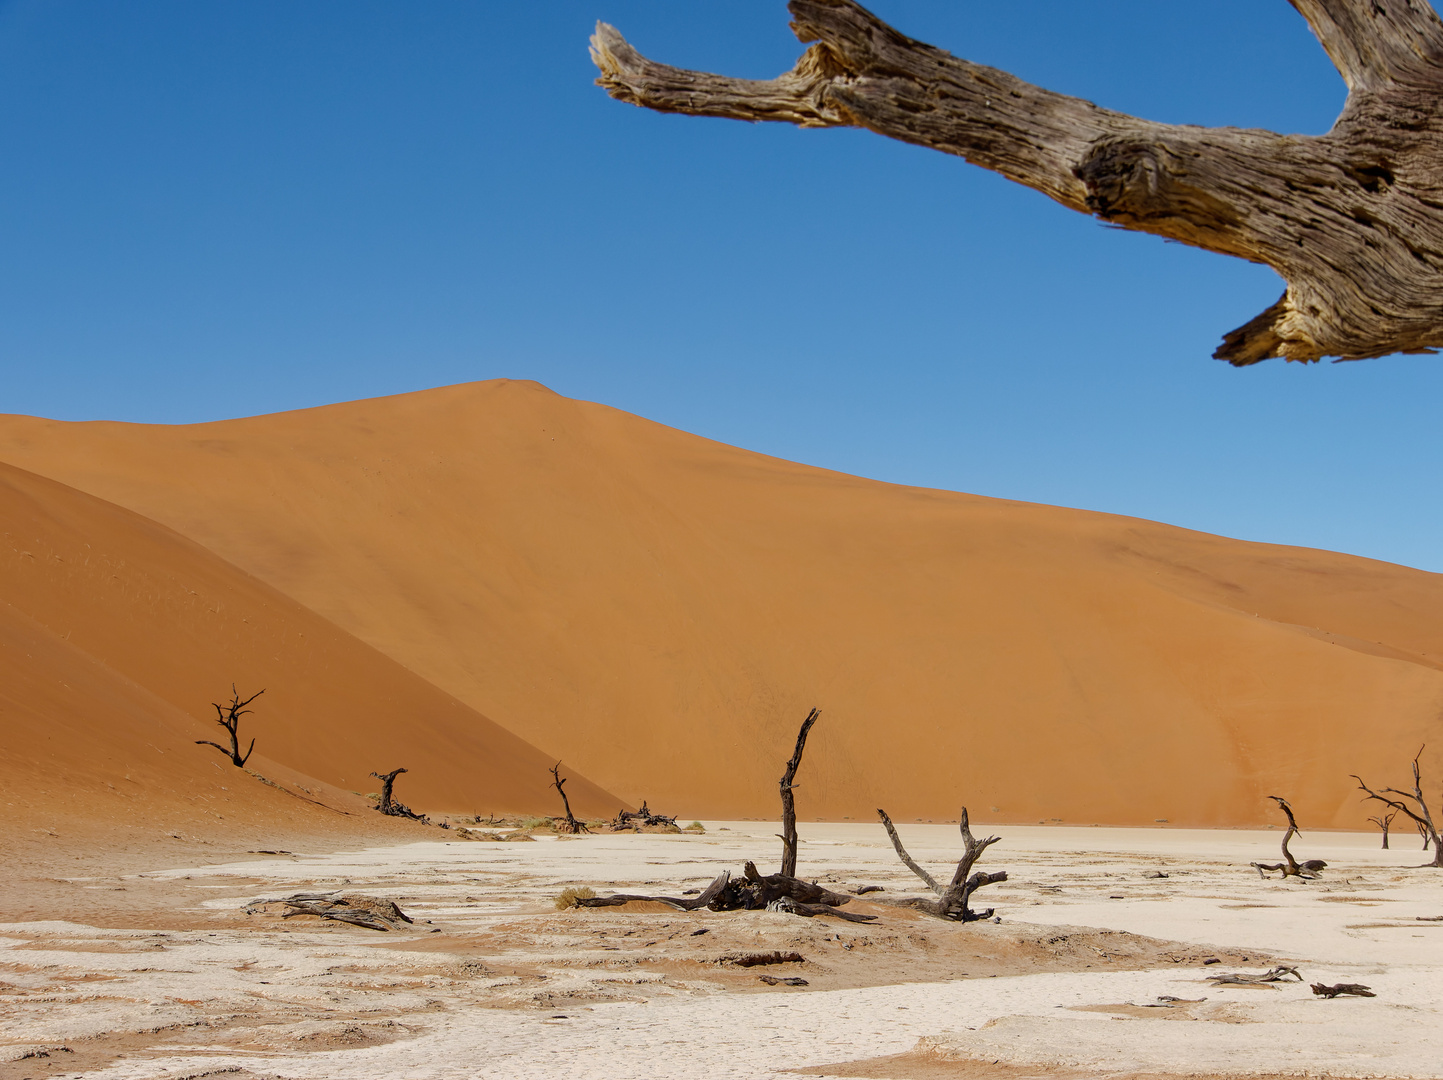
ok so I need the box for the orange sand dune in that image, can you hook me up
[0,460,621,827]
[2,380,1441,828]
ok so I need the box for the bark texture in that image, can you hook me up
[591,0,1443,364]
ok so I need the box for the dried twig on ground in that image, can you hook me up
[877,807,1007,921]
[195,685,263,767]
[1251,797,1326,879]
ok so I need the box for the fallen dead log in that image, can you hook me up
[758,975,809,986]
[766,896,877,923]
[1312,982,1376,998]
[245,892,413,931]
[612,800,678,830]
[574,871,732,911]
[727,950,804,967]
[1207,966,1303,985]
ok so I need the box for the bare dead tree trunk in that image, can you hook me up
[369,768,428,822]
[877,807,1006,920]
[550,761,589,834]
[592,0,1443,364]
[1251,796,1327,879]
[195,685,263,767]
[1355,747,1443,866]
[1369,809,1399,849]
[779,707,821,878]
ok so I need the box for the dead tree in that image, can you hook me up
[779,707,821,877]
[1368,808,1399,849]
[877,807,1007,921]
[1354,747,1443,866]
[1251,796,1327,879]
[195,685,263,767]
[592,0,1443,364]
[550,761,589,834]
[369,768,428,822]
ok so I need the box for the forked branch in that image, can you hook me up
[876,807,1006,921]
[593,0,1443,364]
[195,685,263,767]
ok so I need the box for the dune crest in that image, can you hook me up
[2,380,1441,827]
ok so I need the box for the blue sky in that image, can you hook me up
[2,1,1441,571]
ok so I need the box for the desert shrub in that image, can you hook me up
[685,821,705,832]
[518,816,553,831]
[554,885,596,910]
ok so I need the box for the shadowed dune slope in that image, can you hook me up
[0,461,621,824]
[2,380,1442,828]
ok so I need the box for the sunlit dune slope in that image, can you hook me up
[0,461,621,825]
[2,380,1441,828]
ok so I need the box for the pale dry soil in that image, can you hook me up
[2,824,1441,1079]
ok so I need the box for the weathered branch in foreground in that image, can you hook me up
[592,0,1443,364]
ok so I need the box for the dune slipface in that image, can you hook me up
[0,461,621,827]
[2,380,1441,828]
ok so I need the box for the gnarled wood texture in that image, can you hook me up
[591,0,1443,364]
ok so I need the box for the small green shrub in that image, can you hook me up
[554,885,596,910]
[685,821,705,832]
[518,816,553,831]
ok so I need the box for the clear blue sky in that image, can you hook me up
[3,1,1441,571]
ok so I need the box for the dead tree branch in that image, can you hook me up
[779,707,820,878]
[550,761,589,834]
[195,685,262,767]
[592,0,1443,364]
[1208,965,1303,985]
[876,807,1006,920]
[1355,746,1443,867]
[1251,796,1327,879]
[369,768,428,823]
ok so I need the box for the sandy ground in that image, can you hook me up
[3,822,1441,1080]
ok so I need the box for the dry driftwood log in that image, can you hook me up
[576,871,733,910]
[877,807,1006,920]
[245,892,413,931]
[369,768,428,822]
[1251,796,1327,879]
[549,761,590,834]
[195,685,262,767]
[1312,981,1376,998]
[1208,965,1303,985]
[779,707,821,877]
[1355,746,1443,866]
[592,0,1443,364]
